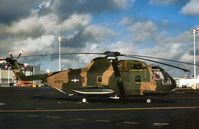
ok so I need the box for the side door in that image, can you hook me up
[130,70,142,95]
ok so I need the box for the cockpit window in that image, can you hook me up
[152,70,164,80]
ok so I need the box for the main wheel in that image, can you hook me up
[146,98,152,104]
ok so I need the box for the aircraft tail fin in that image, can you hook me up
[2,55,47,81]
[6,57,48,81]
[5,57,26,80]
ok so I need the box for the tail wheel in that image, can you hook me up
[146,98,152,104]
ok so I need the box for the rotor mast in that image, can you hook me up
[105,51,126,96]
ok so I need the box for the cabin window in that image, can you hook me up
[97,76,102,83]
[135,75,141,82]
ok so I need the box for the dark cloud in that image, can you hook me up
[62,30,86,48]
[0,41,13,57]
[0,0,130,23]
[61,24,116,49]
[44,0,129,20]
[61,31,99,48]
[0,0,35,24]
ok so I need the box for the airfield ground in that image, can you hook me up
[0,87,199,129]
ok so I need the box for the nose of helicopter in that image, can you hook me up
[155,77,177,93]
[162,77,177,92]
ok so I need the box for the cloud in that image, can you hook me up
[2,13,91,37]
[82,25,117,42]
[0,13,92,55]
[48,0,131,20]
[0,11,117,71]
[118,17,198,75]
[37,13,91,34]
[2,15,45,39]
[0,0,35,24]
[61,24,116,48]
[139,29,199,76]
[109,41,138,54]
[119,17,134,26]
[0,0,197,76]
[0,41,13,56]
[127,20,157,42]
[180,51,199,63]
[0,1,128,52]
[0,0,127,29]
[13,35,56,55]
[140,30,194,60]
[141,43,184,59]
[181,0,199,15]
[149,0,178,5]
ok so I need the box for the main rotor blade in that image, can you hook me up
[123,55,190,72]
[19,51,121,58]
[125,54,199,66]
[20,52,104,58]
[15,51,194,72]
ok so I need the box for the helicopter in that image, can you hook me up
[1,51,190,103]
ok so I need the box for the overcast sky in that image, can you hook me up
[0,0,199,77]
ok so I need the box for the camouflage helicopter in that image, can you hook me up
[1,51,190,103]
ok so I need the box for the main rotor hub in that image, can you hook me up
[104,51,121,60]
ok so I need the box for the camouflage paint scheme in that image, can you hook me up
[8,56,176,97]
[43,57,176,96]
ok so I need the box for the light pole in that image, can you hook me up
[8,67,10,86]
[58,37,62,71]
[0,68,1,86]
[192,27,199,79]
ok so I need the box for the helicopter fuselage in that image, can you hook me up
[46,57,176,97]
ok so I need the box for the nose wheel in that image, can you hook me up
[82,98,87,103]
[146,98,152,104]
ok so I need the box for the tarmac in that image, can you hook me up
[0,87,199,129]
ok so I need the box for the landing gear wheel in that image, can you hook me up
[146,98,152,104]
[82,98,87,103]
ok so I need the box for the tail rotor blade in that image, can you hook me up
[9,52,13,58]
[17,50,24,59]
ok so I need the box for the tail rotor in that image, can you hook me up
[0,50,24,69]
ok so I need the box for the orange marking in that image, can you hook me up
[102,65,114,85]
